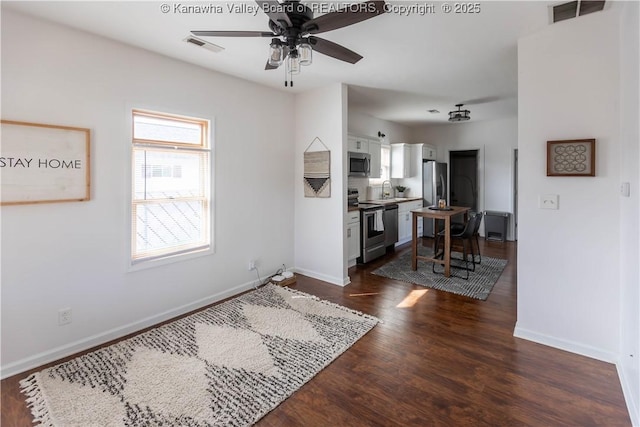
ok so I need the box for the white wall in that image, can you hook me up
[1,10,295,376]
[618,2,640,425]
[348,109,413,143]
[410,117,518,239]
[294,84,348,286]
[516,9,622,362]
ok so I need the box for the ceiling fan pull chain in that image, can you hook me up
[284,62,293,88]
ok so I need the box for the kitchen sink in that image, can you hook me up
[368,199,396,203]
[368,197,417,203]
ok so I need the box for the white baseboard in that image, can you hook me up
[0,281,256,379]
[293,267,348,287]
[513,324,617,363]
[617,362,640,427]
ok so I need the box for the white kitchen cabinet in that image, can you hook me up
[396,200,424,246]
[348,136,368,153]
[410,201,424,237]
[410,143,424,178]
[368,139,381,179]
[423,144,437,160]
[347,211,360,264]
[391,143,412,178]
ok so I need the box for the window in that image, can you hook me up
[131,110,211,265]
[380,145,391,181]
[369,144,391,184]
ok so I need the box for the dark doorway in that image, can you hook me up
[449,150,479,212]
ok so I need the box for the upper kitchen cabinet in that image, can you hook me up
[423,144,437,161]
[391,143,412,178]
[368,138,381,179]
[348,135,369,153]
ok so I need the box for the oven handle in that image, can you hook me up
[363,208,384,217]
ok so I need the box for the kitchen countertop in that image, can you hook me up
[348,197,422,212]
[364,197,422,205]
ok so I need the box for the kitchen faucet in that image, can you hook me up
[381,180,392,199]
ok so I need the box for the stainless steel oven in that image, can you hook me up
[358,204,386,263]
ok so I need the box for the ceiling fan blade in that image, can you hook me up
[191,31,275,37]
[301,1,386,34]
[308,37,363,64]
[256,1,292,29]
[265,60,279,70]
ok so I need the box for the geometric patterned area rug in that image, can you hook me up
[20,285,379,426]
[372,246,508,300]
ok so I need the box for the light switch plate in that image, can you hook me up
[621,182,630,197]
[539,194,559,210]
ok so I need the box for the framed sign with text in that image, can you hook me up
[1,120,91,205]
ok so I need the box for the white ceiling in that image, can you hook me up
[5,1,567,125]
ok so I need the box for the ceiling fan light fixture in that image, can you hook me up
[448,104,471,122]
[287,51,301,75]
[298,42,312,66]
[193,0,388,87]
[268,38,284,67]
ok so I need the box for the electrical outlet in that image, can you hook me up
[58,308,72,325]
[539,194,559,210]
[248,260,256,271]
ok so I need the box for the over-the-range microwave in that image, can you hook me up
[348,151,371,177]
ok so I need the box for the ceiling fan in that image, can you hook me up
[192,0,386,86]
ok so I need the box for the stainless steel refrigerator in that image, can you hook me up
[422,161,448,237]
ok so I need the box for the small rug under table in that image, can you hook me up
[20,284,379,426]
[371,246,508,300]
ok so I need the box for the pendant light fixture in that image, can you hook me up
[268,39,284,67]
[448,104,471,122]
[287,50,301,74]
[298,41,313,66]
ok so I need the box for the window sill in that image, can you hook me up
[128,246,213,272]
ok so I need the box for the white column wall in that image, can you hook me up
[294,84,348,285]
[515,9,622,362]
[618,2,640,425]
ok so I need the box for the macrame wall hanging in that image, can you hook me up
[303,137,331,198]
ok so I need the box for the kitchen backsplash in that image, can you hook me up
[348,177,418,201]
[347,177,369,201]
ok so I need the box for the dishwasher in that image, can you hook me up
[383,204,399,247]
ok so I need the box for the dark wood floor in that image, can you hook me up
[1,238,631,426]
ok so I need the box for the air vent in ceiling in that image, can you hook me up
[183,36,224,53]
[552,0,606,23]
[578,0,606,16]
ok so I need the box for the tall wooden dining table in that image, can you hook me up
[411,206,471,277]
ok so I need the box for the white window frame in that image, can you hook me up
[368,144,391,185]
[129,109,213,269]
